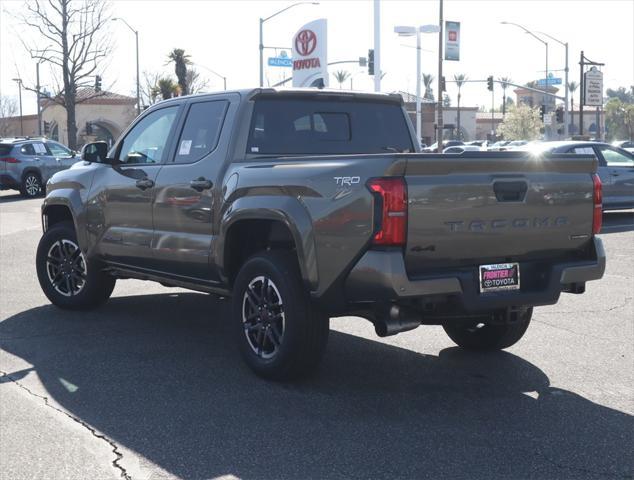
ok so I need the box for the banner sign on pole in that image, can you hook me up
[584,67,603,106]
[292,19,328,88]
[444,21,460,61]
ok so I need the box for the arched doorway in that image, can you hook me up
[91,123,115,147]
[50,123,59,141]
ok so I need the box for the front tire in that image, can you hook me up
[20,172,42,198]
[443,308,533,350]
[36,222,116,310]
[232,251,329,381]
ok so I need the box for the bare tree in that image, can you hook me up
[185,68,210,95]
[140,71,162,107]
[19,0,112,148]
[0,96,19,137]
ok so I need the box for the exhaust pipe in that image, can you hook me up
[374,305,421,337]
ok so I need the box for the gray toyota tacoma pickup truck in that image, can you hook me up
[36,89,606,380]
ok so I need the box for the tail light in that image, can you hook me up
[592,173,602,235]
[367,177,407,246]
[0,157,20,163]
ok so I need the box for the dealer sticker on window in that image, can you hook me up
[479,263,520,293]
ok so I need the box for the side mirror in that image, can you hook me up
[80,141,108,163]
[70,150,77,158]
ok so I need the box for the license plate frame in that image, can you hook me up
[479,262,520,293]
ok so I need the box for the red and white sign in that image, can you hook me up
[292,19,328,87]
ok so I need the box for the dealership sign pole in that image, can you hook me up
[292,19,328,87]
[578,51,604,136]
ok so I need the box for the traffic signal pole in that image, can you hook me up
[374,0,381,92]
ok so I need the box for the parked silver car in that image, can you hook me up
[0,138,78,197]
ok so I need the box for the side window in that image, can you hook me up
[118,106,178,164]
[598,146,634,166]
[174,100,228,164]
[571,147,597,156]
[47,141,72,156]
[20,144,36,155]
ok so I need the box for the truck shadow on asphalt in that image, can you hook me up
[1,292,632,479]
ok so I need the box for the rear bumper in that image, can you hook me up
[344,237,606,312]
[0,174,19,189]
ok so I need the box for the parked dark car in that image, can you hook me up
[518,141,634,210]
[0,137,78,197]
[612,140,634,153]
[36,89,605,380]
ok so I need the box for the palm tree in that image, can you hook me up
[156,77,179,100]
[498,77,512,117]
[333,70,351,89]
[422,73,435,100]
[454,74,468,140]
[568,81,579,133]
[167,48,192,95]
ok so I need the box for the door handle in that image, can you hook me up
[190,177,213,191]
[135,178,155,190]
[611,172,620,176]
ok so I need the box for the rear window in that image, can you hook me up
[0,144,13,155]
[247,97,413,155]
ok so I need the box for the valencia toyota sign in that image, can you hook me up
[292,19,328,87]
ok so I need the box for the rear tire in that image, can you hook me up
[232,250,329,381]
[443,308,533,350]
[36,222,116,310]
[20,172,42,198]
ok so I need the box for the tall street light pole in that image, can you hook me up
[538,31,569,137]
[36,62,42,135]
[196,63,228,90]
[113,18,141,115]
[394,24,440,147]
[12,78,23,136]
[259,2,319,87]
[501,22,549,110]
[436,0,444,151]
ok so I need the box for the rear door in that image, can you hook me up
[594,145,634,208]
[567,145,614,202]
[17,142,51,181]
[152,94,237,281]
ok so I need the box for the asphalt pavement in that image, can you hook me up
[0,190,632,480]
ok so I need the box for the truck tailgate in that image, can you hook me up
[404,153,597,276]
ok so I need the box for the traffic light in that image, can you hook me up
[43,121,50,135]
[556,107,564,123]
[540,105,546,121]
[368,49,375,76]
[94,75,102,92]
[487,76,493,91]
[85,122,93,135]
[440,76,446,92]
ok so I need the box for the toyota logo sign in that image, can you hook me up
[295,29,317,56]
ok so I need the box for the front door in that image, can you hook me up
[594,145,634,208]
[152,95,237,282]
[46,140,79,170]
[89,105,181,270]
